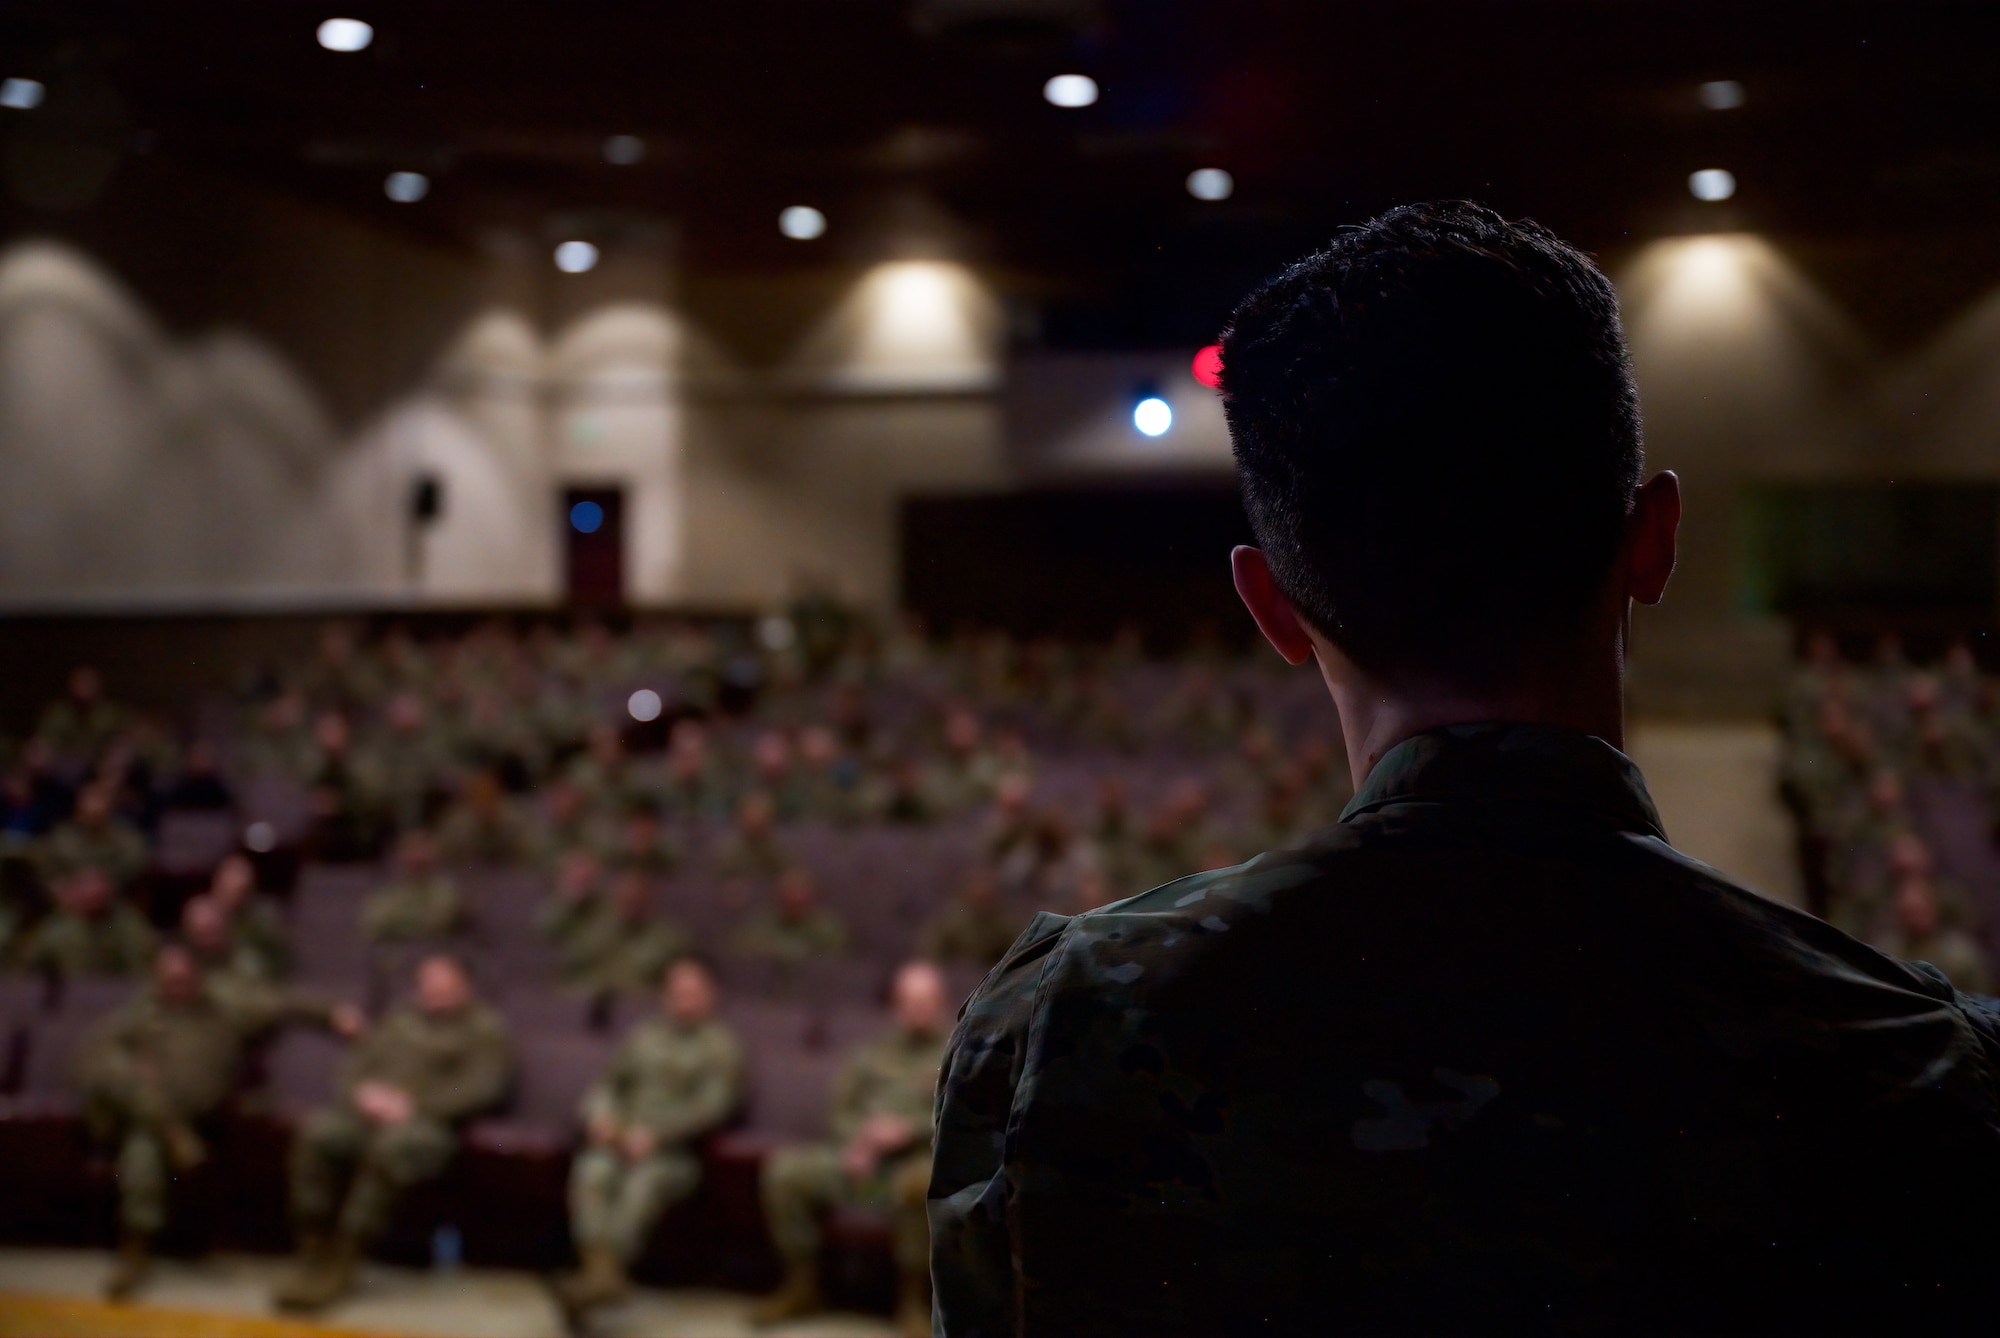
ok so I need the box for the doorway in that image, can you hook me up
[563,486,625,607]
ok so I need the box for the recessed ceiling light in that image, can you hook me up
[554,240,600,273]
[316,18,374,52]
[779,205,826,240]
[0,78,45,111]
[1186,167,1234,201]
[1043,74,1099,108]
[383,171,428,203]
[1697,80,1745,110]
[1688,168,1737,202]
[1134,396,1172,437]
[603,135,645,166]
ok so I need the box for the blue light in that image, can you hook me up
[1134,396,1172,437]
[570,501,604,533]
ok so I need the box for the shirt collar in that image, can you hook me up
[1340,722,1667,841]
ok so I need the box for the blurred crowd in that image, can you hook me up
[0,609,1350,1329]
[1780,631,1998,994]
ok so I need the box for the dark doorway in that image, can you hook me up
[563,487,625,608]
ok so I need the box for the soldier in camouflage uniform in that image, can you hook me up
[34,665,130,762]
[919,865,1022,969]
[754,960,947,1335]
[554,957,745,1317]
[537,848,607,953]
[557,869,691,995]
[361,829,463,944]
[207,853,292,981]
[732,866,847,967]
[78,944,361,1299]
[19,866,155,977]
[38,782,149,890]
[275,954,511,1313]
[931,205,2000,1334]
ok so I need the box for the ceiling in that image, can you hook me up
[5,0,2000,347]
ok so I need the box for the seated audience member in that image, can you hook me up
[558,869,691,994]
[555,956,745,1318]
[361,829,463,944]
[733,866,847,966]
[930,202,2000,1335]
[608,802,680,876]
[435,770,534,865]
[756,961,949,1335]
[662,719,727,822]
[302,711,383,861]
[537,848,607,950]
[19,866,155,977]
[712,791,789,882]
[532,777,606,870]
[38,782,149,890]
[34,665,129,761]
[79,944,362,1299]
[919,865,1022,968]
[1872,866,1992,994]
[179,895,272,1001]
[160,738,236,812]
[207,852,292,980]
[275,953,511,1312]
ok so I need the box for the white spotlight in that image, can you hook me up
[316,18,374,52]
[1043,74,1099,108]
[383,171,428,203]
[1134,396,1172,437]
[1698,80,1745,110]
[603,134,645,165]
[243,821,278,853]
[0,78,45,110]
[554,240,600,273]
[1186,167,1234,201]
[779,205,827,240]
[627,689,663,722]
[1688,168,1737,202]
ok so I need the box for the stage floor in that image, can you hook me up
[0,1248,894,1338]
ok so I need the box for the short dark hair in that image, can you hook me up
[1221,201,1642,677]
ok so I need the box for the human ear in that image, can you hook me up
[1625,471,1681,606]
[1232,546,1316,666]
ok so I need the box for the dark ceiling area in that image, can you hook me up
[4,1,2000,347]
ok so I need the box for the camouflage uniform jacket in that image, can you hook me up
[341,1002,511,1126]
[579,1017,744,1142]
[361,874,464,943]
[558,909,691,992]
[931,723,2000,1336]
[78,979,332,1119]
[38,820,150,887]
[732,907,847,964]
[832,1025,946,1149]
[20,903,157,977]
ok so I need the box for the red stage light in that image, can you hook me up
[1192,344,1223,389]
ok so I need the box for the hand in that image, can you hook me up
[841,1135,879,1182]
[330,1004,366,1039]
[587,1114,621,1146]
[858,1113,915,1155]
[354,1081,414,1126]
[620,1127,658,1161]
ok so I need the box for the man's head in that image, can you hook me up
[154,944,203,1006]
[611,869,652,920]
[415,953,473,1014]
[776,866,817,918]
[891,960,948,1036]
[737,791,776,838]
[60,866,116,917]
[181,894,231,957]
[210,853,256,909]
[663,956,719,1025]
[1894,873,1940,939]
[73,782,114,828]
[1222,201,1674,682]
[398,828,440,877]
